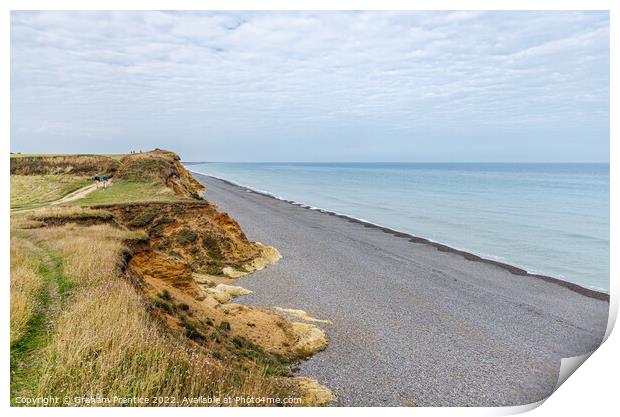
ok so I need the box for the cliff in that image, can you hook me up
[114,149,205,199]
[10,149,332,406]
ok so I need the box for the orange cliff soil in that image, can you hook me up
[111,200,326,360]
[126,247,327,359]
[107,152,329,363]
[14,149,333,403]
[104,201,279,276]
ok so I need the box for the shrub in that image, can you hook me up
[183,321,205,341]
[127,208,159,228]
[152,298,173,314]
[175,228,198,245]
[202,235,223,259]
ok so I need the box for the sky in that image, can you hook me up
[10,11,609,162]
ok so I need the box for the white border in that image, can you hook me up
[2,1,616,416]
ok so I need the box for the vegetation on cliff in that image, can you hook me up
[10,150,332,407]
[11,175,90,210]
[10,154,121,176]
[114,149,205,199]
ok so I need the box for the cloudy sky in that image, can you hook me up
[11,11,609,162]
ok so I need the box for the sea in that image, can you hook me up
[189,162,610,292]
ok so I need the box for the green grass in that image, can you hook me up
[11,175,91,210]
[67,180,180,206]
[10,244,72,403]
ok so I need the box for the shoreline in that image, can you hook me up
[191,171,608,406]
[190,170,609,302]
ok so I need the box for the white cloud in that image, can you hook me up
[10,11,609,161]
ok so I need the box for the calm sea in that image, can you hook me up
[189,162,609,292]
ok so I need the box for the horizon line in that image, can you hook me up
[182,160,611,164]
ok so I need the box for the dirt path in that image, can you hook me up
[50,183,97,205]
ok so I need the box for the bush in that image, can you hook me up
[183,321,205,341]
[175,228,198,245]
[202,235,223,259]
[152,298,173,314]
[127,208,159,228]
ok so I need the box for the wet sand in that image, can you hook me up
[194,173,608,407]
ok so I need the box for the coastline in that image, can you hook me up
[191,172,608,406]
[9,151,334,406]
[7,153,609,407]
[190,170,608,302]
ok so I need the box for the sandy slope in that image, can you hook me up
[194,173,608,407]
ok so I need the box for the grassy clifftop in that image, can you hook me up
[11,149,205,207]
[114,150,205,199]
[10,154,121,176]
[10,150,332,407]
[10,175,90,210]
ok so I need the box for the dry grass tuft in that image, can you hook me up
[30,224,143,287]
[10,236,42,344]
[33,206,111,218]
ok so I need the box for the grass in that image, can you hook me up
[10,221,292,406]
[10,236,44,345]
[68,180,179,206]
[10,233,73,402]
[9,151,312,406]
[31,206,115,223]
[10,155,121,177]
[125,206,160,227]
[30,224,143,288]
[11,175,90,209]
[11,153,127,160]
[34,279,288,405]
[11,153,78,158]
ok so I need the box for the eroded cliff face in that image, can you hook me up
[106,199,327,360]
[114,150,205,199]
[126,245,326,360]
[104,201,278,277]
